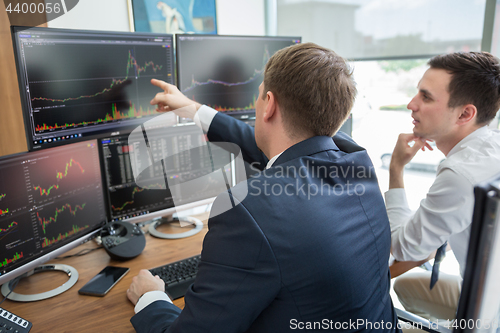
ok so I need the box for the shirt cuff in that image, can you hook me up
[134,290,172,314]
[384,188,409,209]
[193,105,218,133]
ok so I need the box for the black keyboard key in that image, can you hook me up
[0,308,32,333]
[149,254,201,300]
[166,278,196,300]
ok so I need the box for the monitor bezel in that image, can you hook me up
[97,128,237,225]
[0,139,107,286]
[10,26,175,152]
[174,33,302,95]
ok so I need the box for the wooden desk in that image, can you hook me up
[2,213,209,333]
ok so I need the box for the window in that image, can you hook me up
[349,58,442,207]
[278,0,486,59]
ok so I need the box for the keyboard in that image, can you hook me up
[150,254,201,300]
[0,308,32,333]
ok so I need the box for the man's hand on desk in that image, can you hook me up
[127,269,165,305]
[150,79,201,118]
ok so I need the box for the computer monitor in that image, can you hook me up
[11,26,175,151]
[0,139,107,301]
[99,124,235,226]
[454,173,500,332]
[175,34,301,122]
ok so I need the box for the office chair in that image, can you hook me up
[395,172,500,333]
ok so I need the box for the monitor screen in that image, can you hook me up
[175,34,301,123]
[11,26,175,151]
[99,124,234,223]
[0,140,107,285]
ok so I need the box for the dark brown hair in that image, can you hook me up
[429,52,500,125]
[263,43,357,137]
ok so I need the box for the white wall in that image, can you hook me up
[216,0,265,35]
[46,0,265,36]
[46,0,130,31]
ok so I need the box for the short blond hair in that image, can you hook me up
[263,43,356,137]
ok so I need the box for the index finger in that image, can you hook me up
[138,269,153,277]
[151,79,172,92]
[422,140,433,151]
[398,133,418,143]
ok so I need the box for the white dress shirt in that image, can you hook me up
[135,105,283,314]
[386,126,500,276]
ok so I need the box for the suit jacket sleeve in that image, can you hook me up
[207,112,268,171]
[130,192,281,333]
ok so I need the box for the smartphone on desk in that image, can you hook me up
[78,266,130,296]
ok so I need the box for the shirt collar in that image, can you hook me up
[265,152,284,169]
[447,125,490,157]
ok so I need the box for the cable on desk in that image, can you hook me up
[0,277,20,306]
[151,222,209,230]
[54,246,103,259]
[138,219,209,235]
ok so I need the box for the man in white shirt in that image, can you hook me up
[386,51,500,320]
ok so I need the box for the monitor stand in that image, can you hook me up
[148,216,203,239]
[1,264,78,302]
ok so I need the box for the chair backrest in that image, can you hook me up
[454,173,500,333]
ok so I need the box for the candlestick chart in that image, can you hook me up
[101,125,234,220]
[41,224,90,248]
[0,139,107,278]
[34,187,101,249]
[0,194,6,216]
[0,251,23,269]
[29,148,95,203]
[0,221,18,241]
[23,42,174,136]
[109,184,170,215]
[0,214,36,270]
[37,203,86,234]
[0,163,31,217]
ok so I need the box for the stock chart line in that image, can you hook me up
[41,225,89,248]
[33,159,83,196]
[0,252,23,268]
[0,221,18,240]
[31,50,163,103]
[0,193,5,200]
[37,203,87,234]
[182,46,271,93]
[56,159,85,179]
[34,184,60,196]
[0,208,9,215]
[112,184,164,212]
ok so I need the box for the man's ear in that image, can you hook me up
[263,91,277,122]
[457,104,477,125]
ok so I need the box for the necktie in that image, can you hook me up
[430,242,447,290]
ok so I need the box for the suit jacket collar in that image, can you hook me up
[272,133,365,168]
[273,136,339,167]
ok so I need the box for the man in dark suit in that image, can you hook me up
[126,43,400,332]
